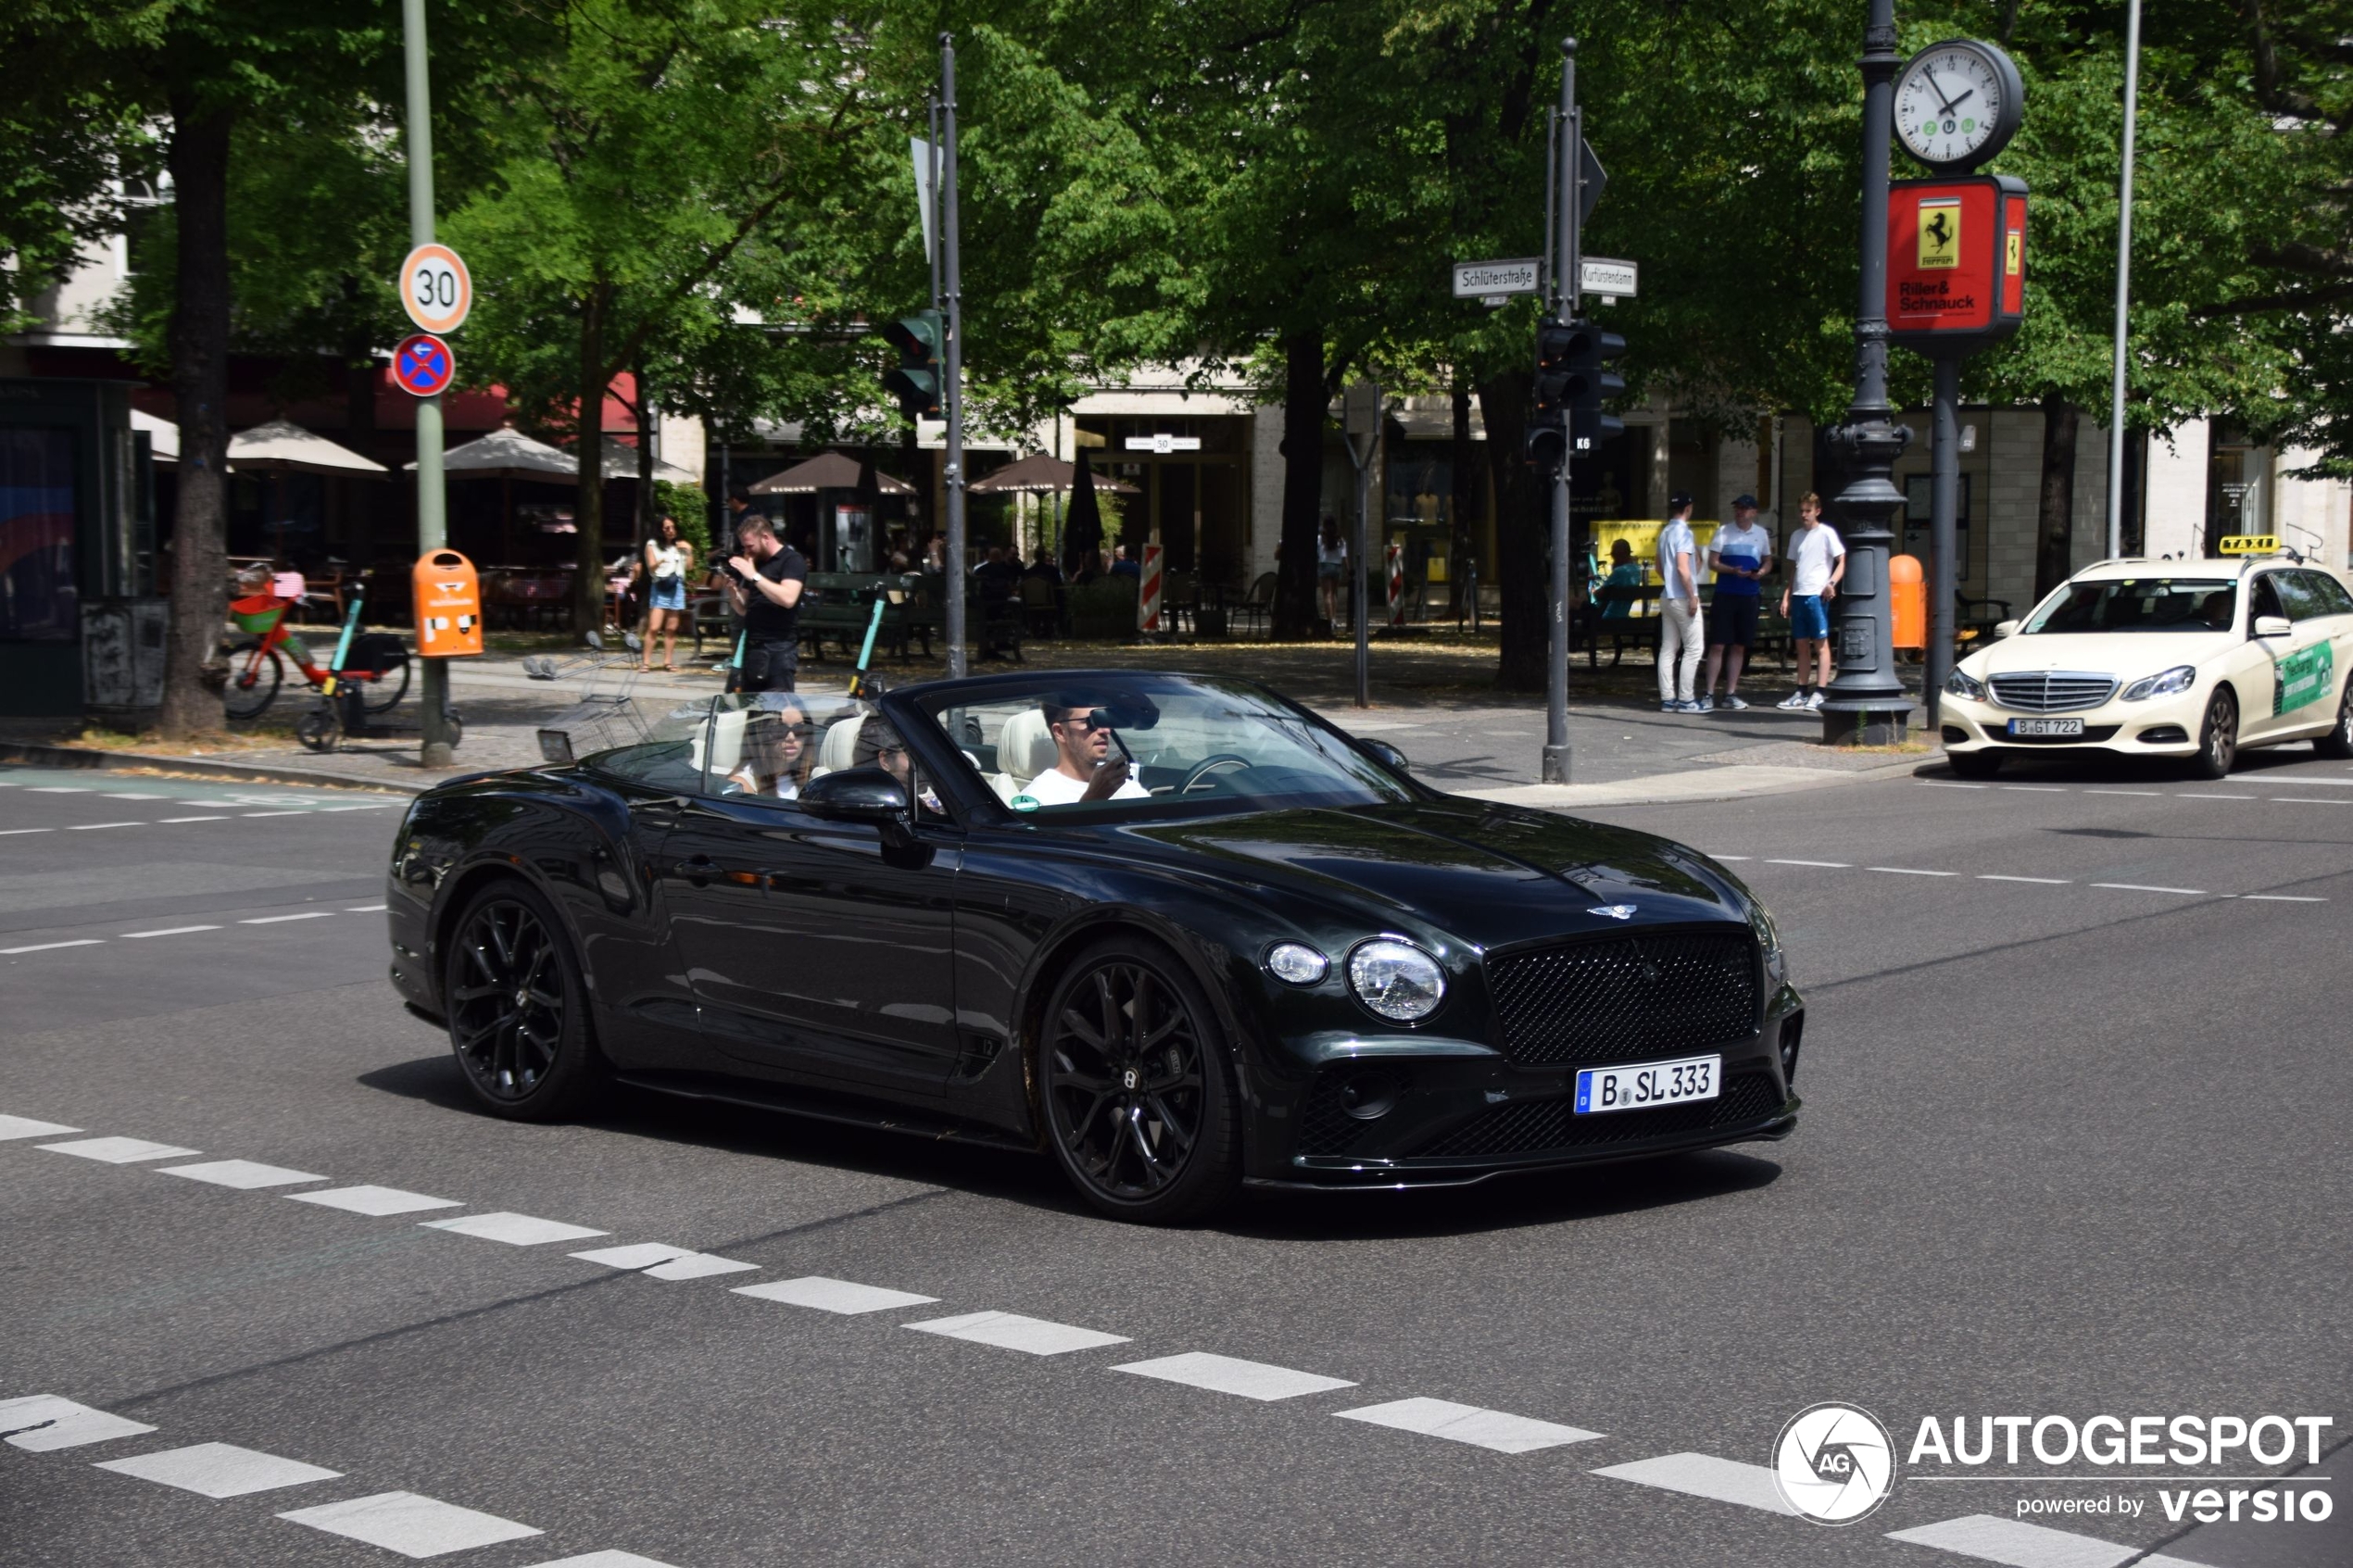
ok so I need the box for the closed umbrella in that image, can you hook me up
[1063,445,1104,575]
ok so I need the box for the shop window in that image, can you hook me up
[0,429,79,640]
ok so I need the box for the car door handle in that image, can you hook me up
[675,854,717,884]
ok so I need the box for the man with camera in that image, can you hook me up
[722,514,808,694]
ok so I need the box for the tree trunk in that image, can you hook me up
[2033,393,2079,602]
[572,286,610,635]
[1273,330,1324,638]
[1449,379,1476,620]
[1479,369,1547,691]
[155,107,236,741]
[633,362,655,542]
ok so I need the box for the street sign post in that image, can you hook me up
[398,243,472,336]
[1344,381,1381,709]
[1452,257,1541,299]
[392,333,455,398]
[1580,256,1638,300]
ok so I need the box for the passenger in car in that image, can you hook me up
[727,706,811,798]
[852,719,943,813]
[1020,697,1151,806]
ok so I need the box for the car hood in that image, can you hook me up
[1965,629,2234,680]
[1119,798,1750,953]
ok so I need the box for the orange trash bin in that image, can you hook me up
[1890,553,1925,655]
[412,549,484,658]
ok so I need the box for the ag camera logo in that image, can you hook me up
[1774,1402,1896,1524]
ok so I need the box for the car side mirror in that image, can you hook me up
[1992,620,2020,639]
[800,767,910,823]
[2253,614,2292,639]
[1359,738,1410,772]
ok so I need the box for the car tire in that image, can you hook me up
[2190,688,2239,780]
[1038,934,1241,1224]
[1946,750,2000,780]
[442,879,607,1121]
[2315,676,2353,759]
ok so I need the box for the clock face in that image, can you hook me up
[1895,44,2011,168]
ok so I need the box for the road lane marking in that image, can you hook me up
[102,793,167,799]
[122,925,221,939]
[643,1252,759,1280]
[0,1115,82,1139]
[347,903,388,911]
[278,1491,543,1556]
[159,1160,327,1189]
[1868,866,1958,876]
[156,815,230,823]
[1884,1512,2211,1567]
[66,822,145,830]
[287,1185,461,1216]
[1978,875,2070,884]
[94,1441,342,1499]
[522,1556,686,1568]
[0,828,55,835]
[2000,785,2067,792]
[422,1212,610,1247]
[731,1276,939,1314]
[2270,797,2351,804]
[2243,894,2325,901]
[2176,793,2249,799]
[38,1136,199,1163]
[239,912,335,924]
[1919,782,1986,789]
[1766,859,1850,868]
[25,786,91,793]
[905,1311,1131,1356]
[2089,883,2207,896]
[3,939,105,954]
[2082,789,2163,797]
[0,1395,157,1451]
[1112,1351,1356,1401]
[1588,1452,1797,1515]
[1334,1398,1602,1454]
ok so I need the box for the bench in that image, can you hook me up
[1579,583,1793,671]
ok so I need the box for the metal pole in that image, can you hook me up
[2105,0,2142,559]
[1353,448,1370,708]
[1818,0,1913,744]
[401,0,453,766]
[1927,357,1959,728]
[939,36,966,678]
[927,95,943,316]
[1542,107,1560,315]
[1541,38,1578,785]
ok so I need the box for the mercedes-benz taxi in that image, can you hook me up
[1938,553,2353,778]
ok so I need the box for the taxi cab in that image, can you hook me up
[1938,550,2353,779]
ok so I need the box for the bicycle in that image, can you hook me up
[222,573,410,721]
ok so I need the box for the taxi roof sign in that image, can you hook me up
[2216,534,2280,556]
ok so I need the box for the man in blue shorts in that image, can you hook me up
[1777,492,1844,710]
[1699,494,1772,710]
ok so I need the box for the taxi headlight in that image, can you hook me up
[2121,665,2196,701]
[1347,939,1445,1022]
[1944,667,1987,701]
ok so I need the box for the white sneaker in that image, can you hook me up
[1694,695,1716,712]
[1804,690,1826,710]
[1776,690,1810,710]
[1720,693,1749,710]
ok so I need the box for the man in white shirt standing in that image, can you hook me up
[1698,493,1773,711]
[1655,493,1705,712]
[1776,492,1846,709]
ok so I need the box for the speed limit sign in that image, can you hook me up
[398,243,472,335]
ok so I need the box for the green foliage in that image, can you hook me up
[1068,572,1139,638]
[654,481,711,555]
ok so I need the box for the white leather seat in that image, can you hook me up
[996,709,1059,789]
[696,706,748,783]
[811,713,865,777]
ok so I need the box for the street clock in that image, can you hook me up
[1894,40,2023,171]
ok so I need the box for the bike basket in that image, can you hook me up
[230,594,287,634]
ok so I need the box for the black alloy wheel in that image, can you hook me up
[1040,936,1239,1223]
[2316,677,2353,759]
[2191,688,2239,781]
[444,881,604,1120]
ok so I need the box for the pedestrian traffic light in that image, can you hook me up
[881,310,943,418]
[1564,321,1627,454]
[1524,319,1579,470]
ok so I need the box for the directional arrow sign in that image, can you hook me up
[1578,138,1607,226]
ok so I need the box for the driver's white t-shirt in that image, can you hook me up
[1018,765,1149,806]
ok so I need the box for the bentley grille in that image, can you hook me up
[1486,930,1760,1067]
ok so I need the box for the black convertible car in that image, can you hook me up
[387,671,1803,1222]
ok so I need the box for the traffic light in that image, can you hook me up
[881,310,943,418]
[1524,319,1579,470]
[1565,320,1627,454]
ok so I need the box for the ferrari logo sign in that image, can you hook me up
[1918,199,1961,270]
[2005,230,2023,277]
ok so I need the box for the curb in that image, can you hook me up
[0,741,425,795]
[1457,752,1934,810]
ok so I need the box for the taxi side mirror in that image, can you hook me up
[2253,615,2293,639]
[1992,620,2020,639]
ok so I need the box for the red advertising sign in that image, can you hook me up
[1886,175,2027,354]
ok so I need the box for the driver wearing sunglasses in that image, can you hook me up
[1025,697,1150,806]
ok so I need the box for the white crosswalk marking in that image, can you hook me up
[1589,1452,1797,1515]
[732,1276,939,1314]
[288,1185,461,1216]
[38,1136,200,1163]
[0,1395,157,1451]
[522,1554,686,1567]
[1885,1513,2214,1567]
[642,1252,759,1280]
[0,1114,81,1139]
[904,1311,1131,1356]
[1112,1351,1356,1401]
[1333,1397,1602,1453]
[278,1491,544,1557]
[422,1212,610,1246]
[159,1160,326,1189]
[94,1441,342,1499]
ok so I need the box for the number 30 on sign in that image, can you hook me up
[399,244,472,335]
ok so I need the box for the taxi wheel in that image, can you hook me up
[2190,689,2239,780]
[2316,678,2353,759]
[1947,751,2000,780]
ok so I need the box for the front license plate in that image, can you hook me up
[1574,1054,1721,1115]
[2007,717,2084,737]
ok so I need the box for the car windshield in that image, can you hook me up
[584,692,876,799]
[915,673,1415,818]
[2025,578,2236,633]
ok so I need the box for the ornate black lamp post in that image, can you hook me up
[1819,0,1915,745]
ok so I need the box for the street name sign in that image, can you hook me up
[1453,258,1541,299]
[394,333,456,397]
[1580,257,1638,298]
[1123,434,1202,453]
[399,244,472,336]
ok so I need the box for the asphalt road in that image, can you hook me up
[3,748,2347,1568]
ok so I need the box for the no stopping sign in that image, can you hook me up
[394,333,456,397]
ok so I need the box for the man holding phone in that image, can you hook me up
[722,514,807,694]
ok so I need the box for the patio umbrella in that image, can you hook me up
[226,419,387,478]
[748,449,916,495]
[420,426,578,483]
[1063,444,1104,574]
[599,435,700,486]
[965,451,1139,495]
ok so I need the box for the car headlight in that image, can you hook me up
[2120,665,2196,701]
[1347,939,1445,1022]
[1265,942,1329,985]
[1944,667,1986,701]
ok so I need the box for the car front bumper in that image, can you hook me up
[1938,691,2201,757]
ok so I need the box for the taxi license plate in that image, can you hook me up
[2008,717,2084,737]
[1574,1054,1721,1115]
